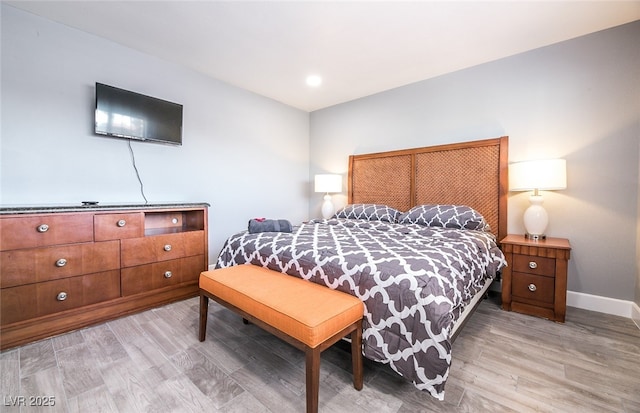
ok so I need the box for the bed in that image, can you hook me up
[216,136,509,400]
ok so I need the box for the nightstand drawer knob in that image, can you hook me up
[117,219,126,227]
[37,224,49,233]
[56,291,68,301]
[55,258,67,267]
[163,244,172,252]
[164,271,173,278]
[528,261,538,269]
[528,283,537,292]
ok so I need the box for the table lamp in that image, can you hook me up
[509,159,567,240]
[314,174,342,219]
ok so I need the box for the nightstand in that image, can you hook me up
[500,235,571,322]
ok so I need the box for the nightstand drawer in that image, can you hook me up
[512,272,555,305]
[513,254,555,277]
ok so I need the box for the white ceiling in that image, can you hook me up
[7,1,640,112]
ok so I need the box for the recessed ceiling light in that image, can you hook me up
[306,75,322,87]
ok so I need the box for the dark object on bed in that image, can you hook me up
[248,218,292,233]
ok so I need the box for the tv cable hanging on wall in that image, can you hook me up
[127,140,148,204]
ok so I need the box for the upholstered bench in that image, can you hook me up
[199,265,364,413]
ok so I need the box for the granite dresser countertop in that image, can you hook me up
[0,202,210,215]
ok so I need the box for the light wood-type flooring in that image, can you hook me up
[1,293,639,412]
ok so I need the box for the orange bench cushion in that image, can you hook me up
[199,265,364,348]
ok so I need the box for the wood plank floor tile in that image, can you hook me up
[148,376,219,412]
[19,367,68,413]
[18,340,56,378]
[51,330,84,352]
[66,385,118,413]
[515,375,626,413]
[170,347,245,409]
[229,365,306,413]
[99,357,162,412]
[81,324,129,367]
[191,338,248,376]
[0,349,20,413]
[106,316,147,346]
[137,316,197,358]
[323,380,403,413]
[55,343,106,399]
[217,390,270,413]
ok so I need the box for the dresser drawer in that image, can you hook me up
[94,213,144,241]
[120,231,205,267]
[1,270,121,325]
[0,214,94,251]
[512,272,555,305]
[512,254,555,277]
[1,241,120,288]
[121,255,204,296]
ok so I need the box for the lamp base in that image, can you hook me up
[321,194,334,220]
[523,194,548,241]
[525,233,546,241]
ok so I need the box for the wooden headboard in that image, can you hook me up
[348,136,508,241]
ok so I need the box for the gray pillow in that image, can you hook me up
[334,204,401,223]
[398,204,490,231]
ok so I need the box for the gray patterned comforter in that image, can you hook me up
[215,218,506,400]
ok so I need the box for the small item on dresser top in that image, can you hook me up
[248,218,293,233]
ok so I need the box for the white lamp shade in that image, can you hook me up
[509,159,567,191]
[314,174,342,193]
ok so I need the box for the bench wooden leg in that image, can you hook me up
[199,293,209,342]
[351,320,363,390]
[305,347,321,413]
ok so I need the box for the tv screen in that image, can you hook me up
[94,83,183,145]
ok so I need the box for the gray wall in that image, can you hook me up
[310,21,640,302]
[1,5,310,263]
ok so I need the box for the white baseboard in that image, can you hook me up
[567,290,637,320]
[632,301,640,330]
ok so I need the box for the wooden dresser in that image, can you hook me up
[500,234,571,322]
[0,203,208,350]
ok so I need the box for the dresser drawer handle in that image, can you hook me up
[528,261,538,269]
[528,283,537,292]
[163,244,172,252]
[56,292,68,301]
[164,271,173,278]
[55,258,67,267]
[37,224,49,233]
[117,219,126,227]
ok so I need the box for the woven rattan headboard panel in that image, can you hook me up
[348,136,508,240]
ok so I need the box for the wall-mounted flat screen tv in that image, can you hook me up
[94,82,183,145]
